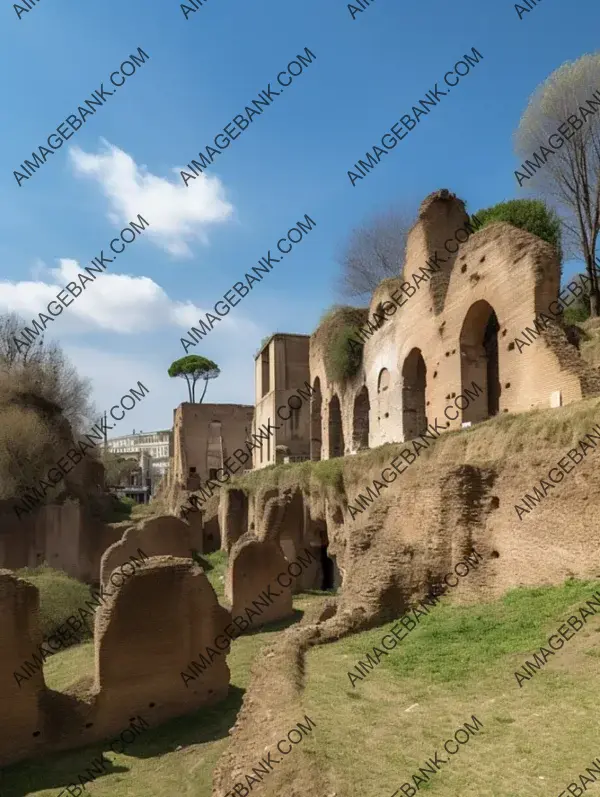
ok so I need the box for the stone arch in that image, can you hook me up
[310,377,322,461]
[352,386,370,452]
[328,395,344,458]
[402,348,427,440]
[459,300,500,422]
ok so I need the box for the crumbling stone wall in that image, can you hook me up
[172,402,254,488]
[0,571,46,766]
[220,488,249,553]
[0,501,121,584]
[0,558,232,767]
[309,190,599,460]
[94,557,231,727]
[226,534,293,626]
[100,516,192,587]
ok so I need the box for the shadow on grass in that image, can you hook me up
[1,685,245,797]
[243,609,304,637]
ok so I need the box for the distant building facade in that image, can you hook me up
[253,334,311,470]
[106,429,172,498]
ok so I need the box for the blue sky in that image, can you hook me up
[0,0,597,436]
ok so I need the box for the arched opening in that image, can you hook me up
[352,386,370,452]
[459,300,500,423]
[328,395,344,458]
[401,348,427,440]
[310,377,322,461]
[378,368,390,393]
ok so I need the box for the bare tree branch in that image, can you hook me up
[336,207,412,301]
[515,53,600,313]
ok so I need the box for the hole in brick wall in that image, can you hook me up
[490,496,500,509]
[446,421,451,427]
[508,342,515,351]
[491,550,500,559]
[451,349,456,354]
[433,371,438,378]
[85,722,93,729]
[32,731,40,737]
[461,264,467,273]
[129,717,136,723]
[149,702,155,708]
[451,392,456,398]
[384,412,389,418]
[503,408,508,412]
[502,329,507,337]
[505,382,511,389]
[480,255,486,263]
[446,394,451,400]
[426,401,430,406]
[445,351,450,357]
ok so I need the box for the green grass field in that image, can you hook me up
[3,576,600,797]
[298,577,600,797]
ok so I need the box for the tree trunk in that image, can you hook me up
[198,378,209,404]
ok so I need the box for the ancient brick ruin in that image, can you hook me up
[0,557,231,768]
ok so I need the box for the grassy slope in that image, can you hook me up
[300,578,600,797]
[5,579,600,796]
[14,565,93,640]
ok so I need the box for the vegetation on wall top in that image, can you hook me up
[473,199,563,262]
[317,305,368,385]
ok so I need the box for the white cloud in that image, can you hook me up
[69,141,234,258]
[0,259,257,337]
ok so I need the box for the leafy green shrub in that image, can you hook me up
[326,324,363,382]
[473,199,563,261]
[564,305,590,324]
[562,273,591,324]
[15,564,93,640]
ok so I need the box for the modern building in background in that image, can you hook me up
[106,429,172,500]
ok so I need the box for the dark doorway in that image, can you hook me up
[320,545,335,590]
[401,348,427,439]
[460,300,501,423]
[328,395,344,458]
[483,311,500,417]
[352,386,370,452]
